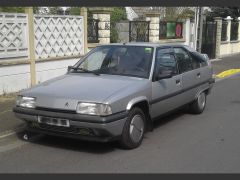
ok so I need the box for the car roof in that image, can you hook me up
[102,42,187,48]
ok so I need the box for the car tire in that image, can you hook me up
[120,107,146,149]
[189,91,206,114]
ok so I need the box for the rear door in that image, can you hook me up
[173,47,201,103]
[151,47,184,118]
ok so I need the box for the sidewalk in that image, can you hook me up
[0,54,240,138]
[0,94,25,138]
[211,54,240,75]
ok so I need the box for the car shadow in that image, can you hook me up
[16,130,118,154]
[15,107,189,154]
[152,106,189,129]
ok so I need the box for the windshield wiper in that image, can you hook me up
[68,66,100,76]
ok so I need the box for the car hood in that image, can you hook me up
[21,73,149,110]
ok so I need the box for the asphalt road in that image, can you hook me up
[0,74,240,173]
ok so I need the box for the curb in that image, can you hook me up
[216,69,240,79]
[210,58,222,62]
[215,71,240,82]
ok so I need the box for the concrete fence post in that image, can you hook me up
[80,7,88,54]
[185,18,191,46]
[225,16,233,42]
[238,17,240,41]
[214,17,222,58]
[145,13,160,43]
[25,7,36,86]
[89,7,113,44]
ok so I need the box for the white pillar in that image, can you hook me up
[185,18,191,46]
[225,16,233,42]
[214,17,222,58]
[90,8,113,44]
[145,13,160,43]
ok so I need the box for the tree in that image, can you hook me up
[164,7,195,21]
[0,7,25,13]
[206,7,240,20]
[69,7,81,15]
[48,7,64,15]
[110,7,127,43]
[0,7,39,14]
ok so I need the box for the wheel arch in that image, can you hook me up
[126,97,152,131]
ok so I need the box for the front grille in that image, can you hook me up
[36,107,76,114]
[30,122,94,136]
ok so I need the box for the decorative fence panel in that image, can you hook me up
[129,21,150,42]
[0,13,28,59]
[34,15,84,59]
[87,19,99,43]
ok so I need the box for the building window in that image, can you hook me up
[159,21,183,39]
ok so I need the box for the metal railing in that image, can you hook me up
[87,19,99,43]
[230,21,239,41]
[129,21,150,42]
[221,21,228,41]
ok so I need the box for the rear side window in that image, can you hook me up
[190,52,208,67]
[173,47,193,73]
[184,45,208,67]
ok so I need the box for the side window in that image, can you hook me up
[173,47,193,73]
[155,48,178,75]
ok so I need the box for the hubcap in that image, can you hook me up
[129,115,144,143]
[198,92,206,110]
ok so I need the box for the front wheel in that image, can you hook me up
[120,107,146,149]
[189,91,206,114]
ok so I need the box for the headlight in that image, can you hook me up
[16,96,36,108]
[76,102,112,116]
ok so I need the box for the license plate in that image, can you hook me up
[37,116,70,127]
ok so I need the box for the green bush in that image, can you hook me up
[110,7,127,43]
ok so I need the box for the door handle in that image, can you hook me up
[176,79,181,84]
[197,72,201,78]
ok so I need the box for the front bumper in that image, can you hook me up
[13,107,128,142]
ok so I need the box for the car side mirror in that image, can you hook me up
[156,70,173,81]
[67,66,73,72]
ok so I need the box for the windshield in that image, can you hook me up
[71,45,154,78]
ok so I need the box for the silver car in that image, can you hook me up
[13,43,214,149]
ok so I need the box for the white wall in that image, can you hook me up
[0,58,80,95]
[220,41,240,57]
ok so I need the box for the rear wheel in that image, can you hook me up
[189,91,206,114]
[120,107,146,149]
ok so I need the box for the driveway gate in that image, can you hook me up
[201,21,217,59]
[129,21,150,42]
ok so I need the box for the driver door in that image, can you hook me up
[151,47,184,119]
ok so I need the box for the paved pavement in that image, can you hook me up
[0,73,239,173]
[1,54,239,137]
[211,54,240,75]
[0,94,24,136]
